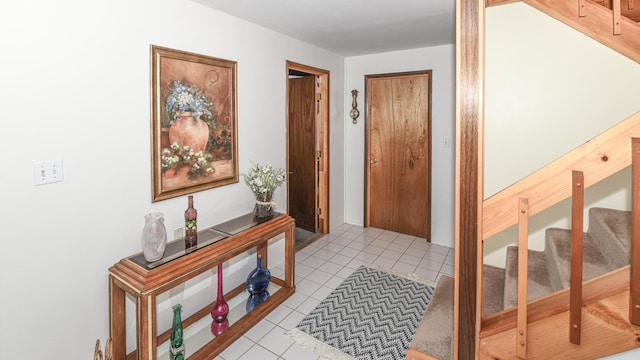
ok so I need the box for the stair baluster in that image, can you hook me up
[570,171,585,344]
[613,0,622,34]
[517,198,529,359]
[630,138,640,324]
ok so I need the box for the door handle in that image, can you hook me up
[370,157,378,164]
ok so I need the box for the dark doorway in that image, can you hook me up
[286,61,330,249]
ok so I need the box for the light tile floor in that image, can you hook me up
[216,223,455,360]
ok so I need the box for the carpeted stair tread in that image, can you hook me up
[544,228,611,291]
[482,264,505,316]
[503,246,554,309]
[409,275,454,360]
[586,207,631,269]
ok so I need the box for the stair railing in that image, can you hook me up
[483,112,640,240]
[481,112,640,357]
[568,139,640,346]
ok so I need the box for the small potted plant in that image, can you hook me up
[165,80,213,153]
[242,162,286,219]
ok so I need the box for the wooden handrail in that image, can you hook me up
[483,112,640,240]
[569,171,584,344]
[517,198,529,359]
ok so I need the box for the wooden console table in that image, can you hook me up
[108,213,296,360]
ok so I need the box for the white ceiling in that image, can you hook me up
[192,0,456,56]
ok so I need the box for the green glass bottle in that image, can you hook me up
[170,304,185,360]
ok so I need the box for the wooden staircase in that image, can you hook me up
[479,208,640,359]
[407,0,640,358]
[408,113,640,360]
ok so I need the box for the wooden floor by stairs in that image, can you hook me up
[407,208,640,359]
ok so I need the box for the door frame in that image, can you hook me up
[285,61,330,234]
[364,70,432,239]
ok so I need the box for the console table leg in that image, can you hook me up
[285,224,296,288]
[136,295,157,360]
[109,276,126,360]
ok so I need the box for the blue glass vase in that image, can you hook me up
[246,255,271,295]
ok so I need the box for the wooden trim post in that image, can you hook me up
[455,0,484,358]
[630,138,640,324]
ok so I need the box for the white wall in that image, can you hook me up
[0,0,344,358]
[484,3,640,266]
[344,45,456,248]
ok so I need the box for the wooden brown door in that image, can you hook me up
[288,75,318,233]
[366,71,431,239]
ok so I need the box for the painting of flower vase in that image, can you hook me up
[151,45,238,201]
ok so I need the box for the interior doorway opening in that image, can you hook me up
[286,61,330,249]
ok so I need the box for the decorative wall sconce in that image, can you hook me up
[349,89,360,124]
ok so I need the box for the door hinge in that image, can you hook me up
[316,207,322,216]
[316,150,322,159]
[316,93,322,101]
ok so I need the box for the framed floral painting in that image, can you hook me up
[150,45,238,202]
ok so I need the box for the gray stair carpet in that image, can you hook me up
[482,264,505,316]
[409,274,454,360]
[409,207,632,359]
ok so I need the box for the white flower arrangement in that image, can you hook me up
[242,162,286,202]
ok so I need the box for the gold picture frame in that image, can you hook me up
[150,45,238,202]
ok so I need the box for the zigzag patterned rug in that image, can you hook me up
[288,265,434,360]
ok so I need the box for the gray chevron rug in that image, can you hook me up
[288,265,435,360]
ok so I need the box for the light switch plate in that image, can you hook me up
[33,160,63,185]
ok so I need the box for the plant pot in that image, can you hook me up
[254,200,275,220]
[169,112,210,153]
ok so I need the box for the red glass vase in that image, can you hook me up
[210,263,229,323]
